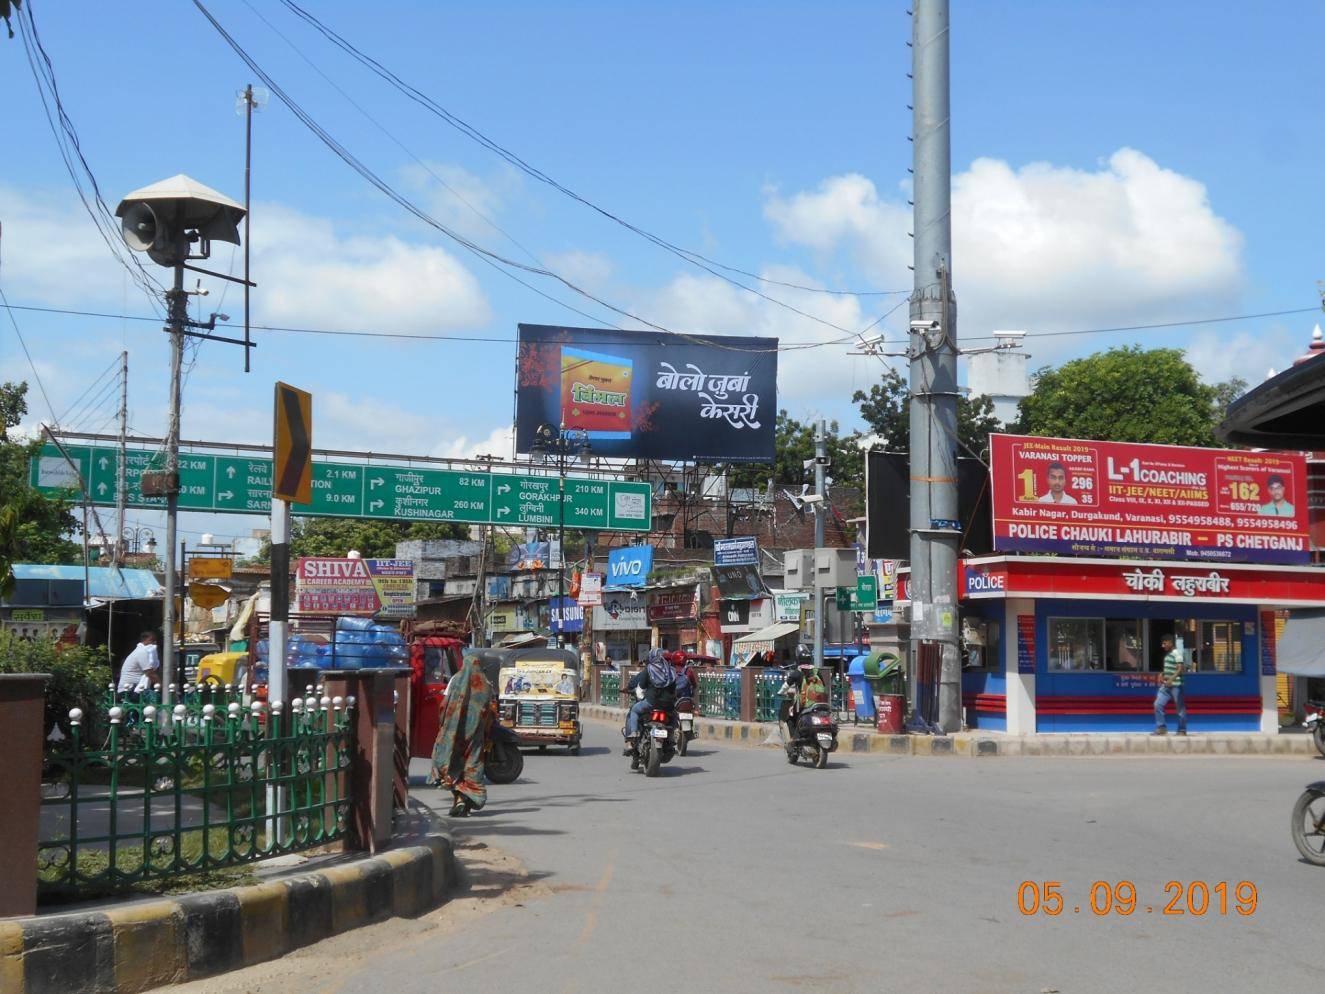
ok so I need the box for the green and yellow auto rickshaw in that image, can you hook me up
[496,647,582,754]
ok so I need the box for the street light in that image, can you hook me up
[530,422,589,648]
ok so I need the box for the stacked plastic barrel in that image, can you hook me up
[252,617,409,675]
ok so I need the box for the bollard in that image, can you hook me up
[0,673,51,917]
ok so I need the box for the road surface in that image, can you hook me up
[167,720,1319,994]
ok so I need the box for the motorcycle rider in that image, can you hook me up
[777,661,829,743]
[624,648,678,752]
[669,650,698,700]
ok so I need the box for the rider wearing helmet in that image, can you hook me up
[624,648,678,750]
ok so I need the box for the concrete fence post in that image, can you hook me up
[321,668,409,853]
[739,666,755,723]
[0,673,51,918]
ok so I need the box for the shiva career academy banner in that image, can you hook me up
[989,434,1309,565]
[296,557,416,617]
[515,324,777,462]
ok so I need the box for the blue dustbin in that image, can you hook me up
[847,655,876,720]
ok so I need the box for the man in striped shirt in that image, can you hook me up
[1152,634,1187,736]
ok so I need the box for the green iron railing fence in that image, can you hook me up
[38,694,353,898]
[697,670,741,719]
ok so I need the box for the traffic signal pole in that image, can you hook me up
[908,0,962,733]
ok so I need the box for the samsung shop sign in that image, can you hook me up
[607,545,653,588]
[549,595,584,634]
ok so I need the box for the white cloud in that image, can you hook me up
[0,183,149,307]
[0,186,492,335]
[251,205,490,334]
[400,161,522,243]
[543,250,615,293]
[636,264,874,411]
[1184,324,1309,388]
[764,149,1246,350]
[432,424,514,461]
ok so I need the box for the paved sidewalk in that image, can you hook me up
[581,703,1315,757]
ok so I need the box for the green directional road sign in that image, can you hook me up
[835,575,879,612]
[361,466,491,523]
[29,443,653,532]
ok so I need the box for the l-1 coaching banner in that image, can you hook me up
[989,434,1309,565]
[515,324,777,462]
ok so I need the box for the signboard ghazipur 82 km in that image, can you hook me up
[28,444,651,533]
[514,324,777,462]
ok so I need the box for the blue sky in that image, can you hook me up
[3,1,1322,546]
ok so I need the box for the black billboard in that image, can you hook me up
[865,450,993,560]
[515,324,777,462]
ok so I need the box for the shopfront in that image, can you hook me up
[648,585,703,654]
[592,594,651,664]
[957,556,1325,733]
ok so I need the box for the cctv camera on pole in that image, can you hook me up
[116,175,247,709]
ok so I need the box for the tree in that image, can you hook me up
[251,518,471,563]
[1014,346,1238,447]
[728,410,863,490]
[0,382,81,587]
[852,367,1007,457]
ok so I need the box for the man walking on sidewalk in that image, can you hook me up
[1153,634,1187,736]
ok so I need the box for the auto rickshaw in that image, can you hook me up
[496,647,582,753]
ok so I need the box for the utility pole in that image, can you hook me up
[813,418,826,671]
[114,350,128,565]
[161,264,187,706]
[908,0,962,733]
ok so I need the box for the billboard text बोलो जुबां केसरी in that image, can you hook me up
[988,434,1310,565]
[514,324,777,462]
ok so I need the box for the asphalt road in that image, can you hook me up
[175,722,1322,994]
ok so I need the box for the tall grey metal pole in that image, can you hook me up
[162,264,187,706]
[813,419,826,670]
[909,0,962,732]
[114,350,128,565]
[243,84,254,373]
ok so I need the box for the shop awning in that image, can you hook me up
[1276,609,1325,675]
[1218,352,1325,449]
[734,622,800,645]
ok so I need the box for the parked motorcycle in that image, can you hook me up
[485,720,525,784]
[1292,781,1325,865]
[1304,701,1325,757]
[784,703,838,770]
[629,707,678,777]
[676,696,696,756]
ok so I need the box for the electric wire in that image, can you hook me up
[16,2,164,313]
[192,0,873,351]
[276,0,912,301]
[55,355,121,426]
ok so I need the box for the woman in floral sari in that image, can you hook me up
[430,653,496,817]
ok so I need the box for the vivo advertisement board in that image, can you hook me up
[990,434,1310,565]
[515,324,777,462]
[607,545,653,588]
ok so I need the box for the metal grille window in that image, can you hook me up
[1047,618,1105,672]
[1198,621,1244,673]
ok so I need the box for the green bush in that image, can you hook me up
[0,630,110,743]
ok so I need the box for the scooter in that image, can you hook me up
[628,707,678,777]
[784,703,838,770]
[676,696,696,756]
[1304,701,1325,757]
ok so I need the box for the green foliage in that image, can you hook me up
[1014,346,1233,447]
[852,366,1007,457]
[0,382,82,581]
[0,630,111,742]
[252,517,470,562]
[729,410,863,490]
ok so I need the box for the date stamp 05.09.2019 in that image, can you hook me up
[1016,880,1259,918]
